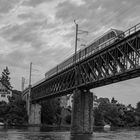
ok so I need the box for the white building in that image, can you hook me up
[0,82,12,103]
[60,94,73,108]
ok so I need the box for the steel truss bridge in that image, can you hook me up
[31,23,140,102]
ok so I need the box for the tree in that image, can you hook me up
[41,98,62,125]
[111,97,117,104]
[0,99,28,125]
[0,66,12,89]
[136,101,140,113]
[6,100,28,125]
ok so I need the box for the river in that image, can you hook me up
[0,126,140,140]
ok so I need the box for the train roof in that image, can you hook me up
[87,28,123,47]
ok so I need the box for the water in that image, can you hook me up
[0,126,140,140]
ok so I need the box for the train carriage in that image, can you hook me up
[45,29,124,78]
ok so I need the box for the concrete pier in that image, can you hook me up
[28,103,41,125]
[71,89,93,134]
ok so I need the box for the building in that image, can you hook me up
[0,82,12,103]
[60,94,73,108]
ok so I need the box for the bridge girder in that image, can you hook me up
[31,30,140,102]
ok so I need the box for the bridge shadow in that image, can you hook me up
[70,134,93,140]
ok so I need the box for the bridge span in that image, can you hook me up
[23,23,140,134]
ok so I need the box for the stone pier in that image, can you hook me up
[71,89,93,134]
[28,103,41,125]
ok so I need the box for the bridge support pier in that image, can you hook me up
[71,89,93,134]
[28,103,41,125]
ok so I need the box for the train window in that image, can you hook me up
[92,43,95,49]
[89,46,92,53]
[91,44,94,52]
[99,39,101,44]
[1,94,6,97]
[101,37,103,43]
[104,34,108,42]
[102,36,105,43]
[109,32,112,39]
[85,48,86,55]
[94,41,97,48]
[79,51,81,60]
[111,32,114,38]
[81,50,84,58]
[100,37,102,44]
[106,34,109,40]
[100,38,102,44]
[102,36,105,42]
[86,47,89,55]
[88,47,90,54]
[95,42,97,47]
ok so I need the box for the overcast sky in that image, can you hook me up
[0,0,140,106]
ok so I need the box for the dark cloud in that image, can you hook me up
[0,51,27,69]
[0,18,47,49]
[0,0,19,14]
[56,1,88,23]
[18,12,44,20]
[22,0,51,7]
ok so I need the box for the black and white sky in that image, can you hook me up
[0,0,140,106]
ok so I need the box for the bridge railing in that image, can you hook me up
[99,22,140,50]
[32,78,46,88]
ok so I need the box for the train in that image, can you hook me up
[45,29,124,78]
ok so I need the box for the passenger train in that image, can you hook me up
[45,29,124,78]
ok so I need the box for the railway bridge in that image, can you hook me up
[23,23,140,134]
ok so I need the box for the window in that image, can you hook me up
[1,94,6,97]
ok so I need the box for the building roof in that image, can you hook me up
[0,82,7,90]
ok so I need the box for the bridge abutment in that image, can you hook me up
[71,89,93,134]
[28,103,41,125]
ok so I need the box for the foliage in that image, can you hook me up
[0,66,12,89]
[0,99,28,125]
[136,101,140,113]
[41,98,62,125]
[94,97,140,127]
[65,114,71,124]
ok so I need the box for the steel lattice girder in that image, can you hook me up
[31,31,140,102]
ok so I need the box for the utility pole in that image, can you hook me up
[74,21,88,88]
[74,20,78,88]
[21,77,25,91]
[74,20,78,62]
[29,62,32,99]
[28,62,32,116]
[29,62,32,88]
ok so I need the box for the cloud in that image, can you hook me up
[0,18,47,50]
[0,0,19,14]
[22,0,50,7]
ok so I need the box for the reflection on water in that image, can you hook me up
[0,126,140,140]
[71,134,93,140]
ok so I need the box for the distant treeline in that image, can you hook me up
[94,96,140,127]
